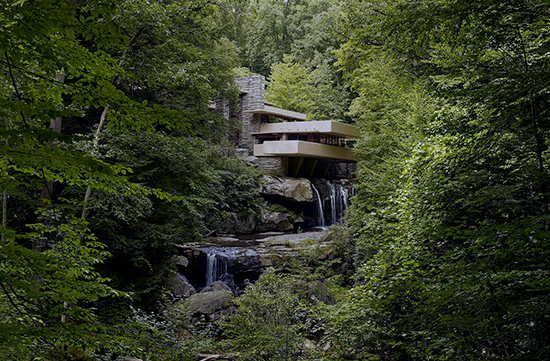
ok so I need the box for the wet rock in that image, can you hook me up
[185,281,233,314]
[258,209,294,232]
[173,255,188,267]
[221,212,257,234]
[166,273,196,298]
[201,280,232,293]
[260,176,313,202]
[178,231,330,292]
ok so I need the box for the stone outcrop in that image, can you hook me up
[257,209,294,232]
[177,230,330,291]
[185,281,233,315]
[166,273,196,298]
[260,175,313,202]
[221,212,257,234]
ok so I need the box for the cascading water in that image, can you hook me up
[332,183,349,223]
[203,247,256,287]
[205,253,217,286]
[337,184,349,223]
[311,183,325,228]
[313,180,352,226]
[205,251,228,286]
[340,184,349,210]
[327,181,337,224]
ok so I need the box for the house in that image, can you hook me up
[233,75,359,178]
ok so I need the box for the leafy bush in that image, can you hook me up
[93,303,212,361]
[221,270,309,360]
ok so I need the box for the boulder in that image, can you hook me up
[173,255,189,267]
[257,209,294,232]
[221,212,256,234]
[260,176,313,202]
[166,273,196,298]
[201,280,232,293]
[185,281,233,314]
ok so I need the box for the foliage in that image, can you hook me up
[338,47,434,222]
[0,0,148,356]
[218,0,351,120]
[0,0,246,357]
[335,0,550,359]
[77,130,261,308]
[221,270,310,361]
[290,1,351,120]
[266,55,315,114]
[112,0,240,139]
[0,216,117,359]
[93,303,211,361]
[239,0,302,74]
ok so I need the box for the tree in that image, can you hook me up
[332,0,550,359]
[111,0,240,139]
[221,270,307,361]
[0,0,149,356]
[266,54,315,114]
[0,0,242,357]
[290,0,350,120]
[242,0,301,74]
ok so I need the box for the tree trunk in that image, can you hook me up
[1,189,6,242]
[80,106,109,224]
[38,74,66,208]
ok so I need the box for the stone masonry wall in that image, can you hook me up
[258,157,289,177]
[235,76,265,152]
[233,75,356,178]
[328,162,358,179]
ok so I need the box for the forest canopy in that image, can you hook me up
[1,0,550,360]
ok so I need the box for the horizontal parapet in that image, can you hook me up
[254,120,360,140]
[254,141,358,162]
[244,105,307,121]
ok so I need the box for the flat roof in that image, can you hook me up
[244,105,307,121]
[255,141,358,162]
[252,120,360,139]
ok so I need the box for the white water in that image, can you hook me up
[332,183,350,224]
[340,184,349,210]
[327,181,337,224]
[205,253,218,286]
[204,247,255,286]
[311,183,325,228]
[314,180,352,226]
[205,251,229,286]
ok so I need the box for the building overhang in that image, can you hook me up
[252,120,360,140]
[254,141,358,162]
[244,105,307,121]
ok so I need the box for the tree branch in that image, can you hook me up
[3,50,28,126]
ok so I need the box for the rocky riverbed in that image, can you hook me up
[174,229,330,292]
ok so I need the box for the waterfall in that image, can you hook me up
[327,181,337,224]
[311,183,325,228]
[316,180,352,225]
[203,247,256,287]
[205,252,228,286]
[341,184,349,210]
[334,183,350,223]
[205,253,217,286]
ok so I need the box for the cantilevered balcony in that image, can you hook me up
[244,105,307,121]
[255,141,358,161]
[252,120,359,162]
[253,120,360,139]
